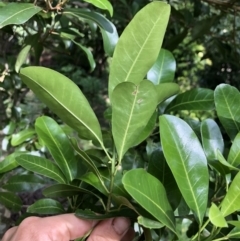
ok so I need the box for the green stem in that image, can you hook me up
[191,219,210,241]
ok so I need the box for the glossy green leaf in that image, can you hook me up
[112,81,158,161]
[16,154,66,184]
[165,88,214,112]
[215,84,240,141]
[228,227,240,239]
[63,9,113,33]
[0,3,42,28]
[0,191,22,212]
[160,115,209,224]
[201,119,224,161]
[27,199,65,214]
[137,216,165,229]
[72,40,96,72]
[228,133,240,167]
[122,168,176,233]
[108,2,170,100]
[3,174,46,192]
[35,116,77,182]
[221,171,240,217]
[209,203,228,228]
[217,150,239,171]
[83,0,113,16]
[0,152,22,173]
[11,128,35,146]
[20,67,102,143]
[155,83,179,104]
[101,22,118,57]
[147,49,176,84]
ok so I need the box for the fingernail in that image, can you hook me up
[112,217,131,235]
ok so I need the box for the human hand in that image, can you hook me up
[2,214,135,241]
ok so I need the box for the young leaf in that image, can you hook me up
[215,84,240,141]
[165,88,214,112]
[27,199,65,214]
[35,116,78,182]
[11,128,35,146]
[137,216,165,229]
[0,3,42,28]
[16,154,66,184]
[0,192,22,212]
[201,119,224,161]
[20,67,102,143]
[3,174,46,192]
[160,115,209,224]
[122,168,176,233]
[209,203,228,228]
[112,80,158,161]
[228,133,240,167]
[83,0,113,17]
[108,2,170,100]
[221,171,240,217]
[147,49,176,84]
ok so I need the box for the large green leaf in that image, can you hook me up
[35,116,77,182]
[108,2,170,100]
[201,119,224,161]
[165,88,214,112]
[112,80,158,161]
[11,128,35,146]
[0,3,42,28]
[82,0,113,16]
[228,133,240,167]
[122,169,176,233]
[20,67,102,143]
[215,84,240,141]
[160,115,209,224]
[27,198,65,214]
[3,174,46,192]
[63,9,113,33]
[147,49,176,84]
[221,171,240,217]
[0,192,22,212]
[16,154,66,184]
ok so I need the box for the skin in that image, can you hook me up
[2,214,135,241]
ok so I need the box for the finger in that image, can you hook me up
[2,227,18,241]
[88,217,131,241]
[121,227,135,241]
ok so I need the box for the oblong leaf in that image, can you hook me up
[122,168,176,233]
[16,154,66,184]
[0,191,22,212]
[209,203,228,228]
[20,67,102,143]
[11,128,35,146]
[165,88,214,112]
[112,80,158,160]
[83,0,113,17]
[147,49,176,84]
[215,84,240,141]
[137,216,165,229]
[108,2,170,100]
[27,198,65,214]
[35,116,77,182]
[228,133,240,167]
[221,172,240,217]
[0,3,42,28]
[0,152,22,173]
[160,115,209,224]
[201,119,224,161]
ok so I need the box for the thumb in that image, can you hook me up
[88,217,131,241]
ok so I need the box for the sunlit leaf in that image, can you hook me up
[147,49,176,84]
[160,115,209,224]
[20,67,102,143]
[108,2,170,100]
[215,84,240,141]
[0,152,22,173]
[155,83,179,104]
[11,128,35,146]
[122,168,176,233]
[209,203,228,228]
[83,0,113,16]
[16,154,66,184]
[112,80,158,161]
[0,3,41,28]
[27,199,65,214]
[228,133,240,167]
